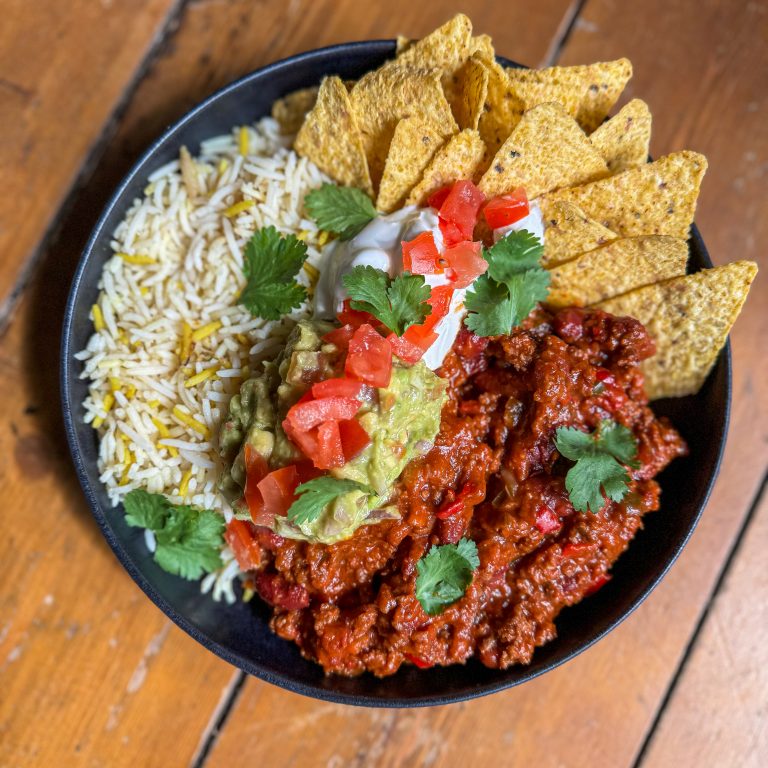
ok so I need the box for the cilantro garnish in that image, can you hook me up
[464,230,550,336]
[554,420,640,514]
[342,265,432,336]
[287,476,372,527]
[305,183,377,240]
[415,538,480,616]
[239,226,308,320]
[123,489,224,580]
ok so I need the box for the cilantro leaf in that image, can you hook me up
[555,420,640,513]
[305,184,377,240]
[463,230,549,337]
[287,476,372,527]
[342,265,432,335]
[123,490,225,580]
[240,226,308,320]
[415,537,480,616]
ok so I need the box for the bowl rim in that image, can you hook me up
[60,39,731,707]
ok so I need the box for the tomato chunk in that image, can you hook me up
[243,444,269,522]
[337,299,378,329]
[438,180,485,246]
[286,395,361,432]
[345,324,392,387]
[282,417,319,459]
[387,332,425,363]
[311,378,364,399]
[225,519,262,571]
[257,465,300,518]
[483,188,529,229]
[427,185,452,211]
[315,420,345,469]
[443,240,487,288]
[402,231,441,275]
[402,324,439,353]
[338,418,371,461]
[322,323,355,350]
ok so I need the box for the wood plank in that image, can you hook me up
[0,1,574,764]
[640,482,768,768]
[208,0,768,765]
[0,0,179,320]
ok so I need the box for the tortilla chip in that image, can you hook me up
[597,261,757,399]
[376,117,446,212]
[272,86,320,135]
[590,99,651,174]
[406,129,486,206]
[469,34,495,60]
[540,200,619,267]
[506,67,588,118]
[541,151,707,238]
[395,13,473,72]
[450,56,489,130]
[349,65,457,187]
[295,76,373,196]
[475,53,526,161]
[396,36,412,55]
[546,235,688,308]
[478,102,609,199]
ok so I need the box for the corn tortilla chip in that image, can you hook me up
[469,34,495,60]
[478,102,609,199]
[597,261,757,399]
[541,151,707,238]
[349,65,457,187]
[376,117,446,213]
[506,67,588,118]
[546,235,688,308]
[395,13,472,72]
[540,200,619,267]
[450,56,489,130]
[590,99,651,174]
[295,76,373,196]
[396,36,412,55]
[406,129,486,206]
[272,86,320,135]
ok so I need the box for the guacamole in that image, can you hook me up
[218,319,446,544]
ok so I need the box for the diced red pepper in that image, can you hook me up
[595,367,615,384]
[257,465,300,518]
[436,499,464,520]
[438,180,485,246]
[402,231,441,275]
[225,519,262,571]
[387,332,425,363]
[534,504,560,534]
[315,420,345,469]
[338,418,371,462]
[404,652,432,669]
[442,240,487,288]
[254,572,310,611]
[337,299,378,329]
[562,541,596,559]
[286,395,361,432]
[584,573,611,597]
[311,378,364,399]
[345,324,393,388]
[427,185,452,210]
[483,188,529,229]
[322,323,355,350]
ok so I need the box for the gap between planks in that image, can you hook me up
[0,0,191,337]
[632,468,768,768]
[541,0,589,66]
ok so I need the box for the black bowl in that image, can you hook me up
[60,41,730,706]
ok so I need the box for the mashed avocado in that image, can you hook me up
[218,319,446,544]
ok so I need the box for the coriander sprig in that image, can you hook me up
[287,476,372,527]
[415,538,480,616]
[305,183,377,240]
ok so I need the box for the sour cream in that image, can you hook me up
[313,202,545,371]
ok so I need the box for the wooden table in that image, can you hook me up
[1,1,766,765]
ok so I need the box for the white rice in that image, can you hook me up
[77,118,331,595]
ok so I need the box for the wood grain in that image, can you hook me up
[0,0,179,321]
[641,481,768,768]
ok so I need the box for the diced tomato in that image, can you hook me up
[294,460,324,484]
[282,417,319,459]
[438,180,485,246]
[311,378,363,399]
[254,572,310,611]
[337,299,378,329]
[483,188,529,229]
[338,418,371,461]
[225,519,262,571]
[425,284,453,328]
[345,324,393,388]
[399,284,453,354]
[314,420,345,469]
[534,504,560,534]
[387,332,425,363]
[257,465,300,518]
[286,395,361,432]
[404,652,432,669]
[243,444,269,522]
[322,323,355,350]
[402,324,439,353]
[442,240,487,288]
[427,185,452,210]
[402,231,441,275]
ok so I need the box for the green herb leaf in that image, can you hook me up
[240,226,308,320]
[554,420,640,513]
[415,537,480,616]
[342,265,432,335]
[287,476,372,527]
[305,183,377,240]
[463,230,550,337]
[123,490,225,580]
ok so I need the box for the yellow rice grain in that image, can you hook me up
[179,468,193,498]
[185,366,218,388]
[172,406,209,437]
[238,126,249,156]
[191,321,222,342]
[92,304,105,332]
[118,252,156,265]
[223,199,255,218]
